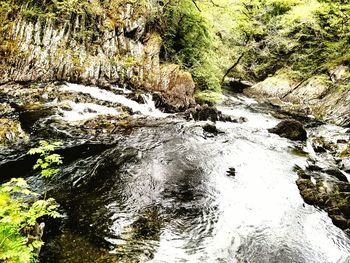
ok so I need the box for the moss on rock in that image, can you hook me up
[0,118,27,146]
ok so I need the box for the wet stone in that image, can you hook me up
[0,118,27,146]
[226,167,236,177]
[185,104,247,123]
[331,215,349,230]
[339,158,350,173]
[203,124,221,135]
[337,139,348,144]
[323,168,348,182]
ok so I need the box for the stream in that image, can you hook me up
[1,84,350,262]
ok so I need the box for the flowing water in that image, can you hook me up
[1,85,350,262]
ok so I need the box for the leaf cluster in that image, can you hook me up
[28,141,63,178]
[0,178,60,263]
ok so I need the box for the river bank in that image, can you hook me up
[243,67,350,127]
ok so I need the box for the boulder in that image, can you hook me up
[337,139,348,144]
[203,124,220,135]
[244,75,294,98]
[244,73,350,127]
[296,167,350,230]
[185,105,248,123]
[296,178,320,205]
[186,105,220,122]
[340,147,350,158]
[224,78,253,93]
[153,64,196,111]
[331,215,349,230]
[268,120,307,141]
[311,136,334,153]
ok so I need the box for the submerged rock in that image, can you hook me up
[268,120,307,141]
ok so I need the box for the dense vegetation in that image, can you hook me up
[229,0,350,82]
[1,0,349,92]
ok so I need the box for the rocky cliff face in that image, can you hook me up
[0,2,195,111]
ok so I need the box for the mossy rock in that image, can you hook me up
[194,90,222,106]
[340,146,350,158]
[0,118,27,146]
[311,136,338,153]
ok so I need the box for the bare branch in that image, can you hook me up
[221,53,245,85]
[191,0,202,12]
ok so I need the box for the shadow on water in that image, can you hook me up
[0,142,117,183]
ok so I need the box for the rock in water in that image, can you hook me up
[189,105,222,122]
[185,104,248,123]
[203,124,219,135]
[268,120,307,141]
[226,167,236,177]
[339,158,350,173]
[323,168,348,182]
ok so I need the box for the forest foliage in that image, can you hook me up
[157,0,350,90]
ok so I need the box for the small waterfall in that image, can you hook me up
[141,94,157,113]
[60,83,167,118]
[57,101,120,122]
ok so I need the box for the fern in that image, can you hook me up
[28,141,63,178]
[0,179,60,262]
[0,141,63,262]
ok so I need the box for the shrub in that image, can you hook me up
[156,0,221,92]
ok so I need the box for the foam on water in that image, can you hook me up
[57,101,120,122]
